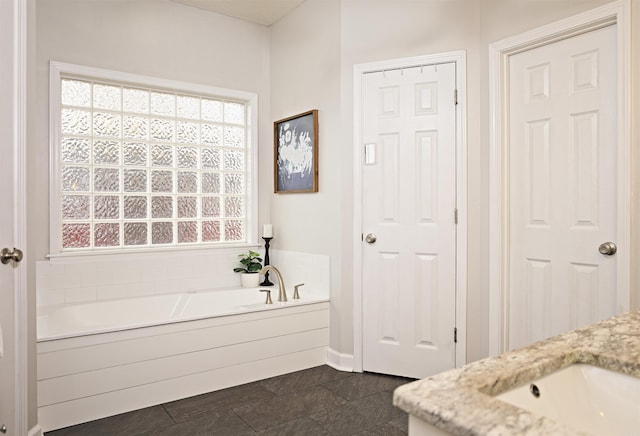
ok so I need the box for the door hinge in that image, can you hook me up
[454,327,458,343]
[454,208,458,224]
[454,89,458,106]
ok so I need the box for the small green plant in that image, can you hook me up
[233,250,263,274]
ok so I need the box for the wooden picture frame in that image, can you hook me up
[274,110,318,193]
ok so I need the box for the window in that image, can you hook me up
[50,62,257,254]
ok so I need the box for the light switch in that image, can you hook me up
[365,143,376,165]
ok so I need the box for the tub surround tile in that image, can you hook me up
[50,270,83,289]
[233,386,347,431]
[394,310,640,435]
[65,261,97,275]
[82,269,122,287]
[185,275,221,292]
[37,288,64,307]
[125,281,156,297]
[269,250,330,293]
[93,259,127,273]
[64,286,97,304]
[38,249,330,303]
[111,265,144,283]
[96,284,128,300]
[152,277,193,294]
[166,263,196,280]
[140,266,170,283]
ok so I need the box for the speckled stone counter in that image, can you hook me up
[393,310,640,435]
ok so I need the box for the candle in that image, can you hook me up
[263,224,273,238]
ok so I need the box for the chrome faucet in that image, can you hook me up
[259,265,287,302]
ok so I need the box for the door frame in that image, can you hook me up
[488,1,631,356]
[352,51,468,372]
[3,0,29,433]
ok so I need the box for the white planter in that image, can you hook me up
[240,273,260,288]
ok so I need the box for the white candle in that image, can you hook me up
[263,224,273,238]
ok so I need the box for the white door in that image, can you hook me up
[361,63,457,378]
[1,1,25,434]
[508,24,618,350]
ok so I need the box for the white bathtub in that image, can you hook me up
[37,286,327,340]
[37,286,330,432]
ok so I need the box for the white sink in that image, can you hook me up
[496,363,640,435]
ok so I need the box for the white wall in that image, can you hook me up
[269,0,345,353]
[31,0,273,300]
[339,0,483,364]
[30,0,271,427]
[32,0,271,262]
[270,0,635,364]
[28,0,640,428]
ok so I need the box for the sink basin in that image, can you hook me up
[496,363,640,435]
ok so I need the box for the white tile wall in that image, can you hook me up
[36,249,330,307]
[269,250,330,295]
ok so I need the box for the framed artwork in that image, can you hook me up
[274,109,318,193]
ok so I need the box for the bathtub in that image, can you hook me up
[37,286,330,432]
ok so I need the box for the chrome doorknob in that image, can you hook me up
[1,247,23,265]
[365,233,377,244]
[598,242,617,256]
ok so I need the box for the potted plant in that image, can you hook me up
[233,250,263,288]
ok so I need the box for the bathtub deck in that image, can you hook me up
[45,365,413,435]
[37,301,329,432]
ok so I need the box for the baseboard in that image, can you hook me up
[326,347,354,372]
[29,424,43,436]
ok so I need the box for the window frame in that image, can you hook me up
[49,61,259,258]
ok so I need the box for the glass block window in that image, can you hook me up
[52,64,255,252]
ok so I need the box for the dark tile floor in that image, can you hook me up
[46,365,415,436]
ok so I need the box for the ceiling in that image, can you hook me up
[170,0,307,26]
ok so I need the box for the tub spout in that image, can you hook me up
[259,265,287,302]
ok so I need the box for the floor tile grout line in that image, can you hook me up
[231,407,260,434]
[307,389,409,436]
[160,404,179,425]
[258,371,357,397]
[160,385,278,424]
[232,384,345,429]
[44,366,412,435]
[164,375,408,433]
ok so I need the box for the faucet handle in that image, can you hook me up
[293,283,304,299]
[260,289,273,304]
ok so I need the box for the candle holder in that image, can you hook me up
[260,237,274,286]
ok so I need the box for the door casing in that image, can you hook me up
[1,0,29,434]
[353,51,468,372]
[488,0,631,356]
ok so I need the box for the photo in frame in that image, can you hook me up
[274,110,318,193]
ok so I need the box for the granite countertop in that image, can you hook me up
[393,310,640,435]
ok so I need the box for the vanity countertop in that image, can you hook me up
[393,310,640,435]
